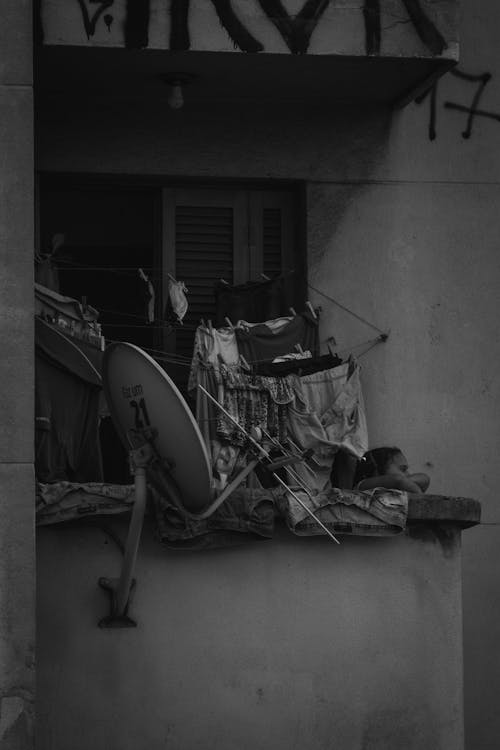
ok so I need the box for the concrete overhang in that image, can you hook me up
[35,44,456,108]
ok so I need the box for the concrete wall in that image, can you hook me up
[34,0,500,748]
[36,519,465,750]
[40,0,458,59]
[0,0,35,748]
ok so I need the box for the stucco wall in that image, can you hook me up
[34,0,500,748]
[37,519,465,750]
[0,0,35,748]
[40,0,458,59]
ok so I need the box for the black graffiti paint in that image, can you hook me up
[50,0,449,57]
[76,0,114,39]
[256,0,330,54]
[363,0,381,56]
[401,0,446,55]
[362,0,446,56]
[415,80,438,140]
[170,0,263,53]
[124,0,150,49]
[445,69,494,139]
[416,68,498,141]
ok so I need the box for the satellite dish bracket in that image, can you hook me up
[98,446,152,628]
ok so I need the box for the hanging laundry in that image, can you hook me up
[35,233,64,292]
[187,324,239,393]
[254,352,342,377]
[216,368,295,447]
[236,311,319,364]
[215,275,289,326]
[167,274,189,324]
[35,317,103,484]
[286,360,369,493]
[138,268,155,323]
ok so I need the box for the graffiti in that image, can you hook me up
[125,0,150,48]
[415,68,500,140]
[170,0,263,52]
[66,0,447,55]
[363,0,381,57]
[255,0,330,55]
[76,0,114,39]
[364,0,445,56]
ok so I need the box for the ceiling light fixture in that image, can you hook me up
[161,73,194,111]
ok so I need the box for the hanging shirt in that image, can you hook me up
[214,276,288,327]
[235,312,319,365]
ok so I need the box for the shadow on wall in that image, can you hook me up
[35,98,394,182]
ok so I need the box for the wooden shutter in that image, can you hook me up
[248,191,295,281]
[162,189,248,375]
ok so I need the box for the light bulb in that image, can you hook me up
[168,82,184,110]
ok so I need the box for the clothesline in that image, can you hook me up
[49,257,389,341]
[307,282,388,338]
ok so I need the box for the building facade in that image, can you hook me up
[1,1,499,748]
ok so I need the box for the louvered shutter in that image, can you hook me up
[262,207,282,278]
[174,204,235,359]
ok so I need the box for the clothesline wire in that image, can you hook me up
[103,333,384,372]
[307,282,387,337]
[48,260,389,340]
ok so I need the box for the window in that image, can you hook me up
[39,178,304,388]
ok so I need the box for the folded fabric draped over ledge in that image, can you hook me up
[36,480,481,549]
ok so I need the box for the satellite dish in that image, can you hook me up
[99,342,339,628]
[102,342,211,514]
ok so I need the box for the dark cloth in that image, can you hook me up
[35,317,103,483]
[254,352,342,377]
[35,257,60,292]
[236,312,319,364]
[152,486,276,550]
[215,276,288,326]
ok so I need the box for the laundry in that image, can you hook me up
[167,275,189,324]
[278,486,408,537]
[214,275,289,326]
[151,485,276,550]
[286,360,369,492]
[138,268,155,323]
[216,368,295,446]
[236,311,319,364]
[187,324,239,393]
[36,481,135,525]
[254,351,342,377]
[35,316,104,484]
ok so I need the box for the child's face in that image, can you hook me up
[385,452,409,477]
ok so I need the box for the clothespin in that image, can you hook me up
[139,268,156,323]
[207,319,213,335]
[239,354,251,372]
[260,273,271,281]
[81,296,88,313]
[305,301,318,320]
[224,317,234,330]
[167,272,177,283]
[289,307,297,317]
[200,318,206,329]
[295,343,304,354]
[220,278,230,286]
[327,336,337,357]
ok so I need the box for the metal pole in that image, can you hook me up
[115,466,148,615]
